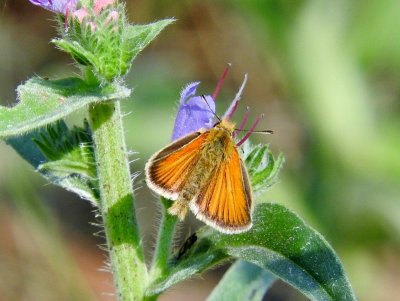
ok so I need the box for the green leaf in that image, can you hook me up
[6,121,99,204]
[207,261,276,301]
[54,5,174,81]
[148,241,228,296]
[6,130,46,167]
[241,141,285,195]
[0,77,130,138]
[121,19,175,68]
[53,39,95,66]
[148,203,356,301]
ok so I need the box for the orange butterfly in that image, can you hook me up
[145,116,268,234]
[145,67,271,234]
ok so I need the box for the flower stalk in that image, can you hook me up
[149,197,178,281]
[88,100,148,301]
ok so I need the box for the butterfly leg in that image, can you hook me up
[168,199,189,220]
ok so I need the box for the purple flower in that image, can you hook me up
[29,0,77,14]
[171,82,215,141]
[171,72,248,141]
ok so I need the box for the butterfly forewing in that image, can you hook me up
[145,131,208,200]
[190,145,252,233]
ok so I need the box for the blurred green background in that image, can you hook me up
[1,0,400,300]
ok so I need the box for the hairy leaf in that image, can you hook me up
[148,203,356,301]
[0,77,129,138]
[241,141,285,196]
[6,121,99,204]
[54,5,174,81]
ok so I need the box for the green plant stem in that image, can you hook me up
[89,101,147,301]
[149,197,178,281]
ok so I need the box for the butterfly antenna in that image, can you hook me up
[233,106,250,138]
[212,63,231,101]
[235,129,274,134]
[201,95,221,122]
[236,113,264,147]
[223,73,248,120]
[251,129,273,134]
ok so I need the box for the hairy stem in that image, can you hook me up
[89,101,147,301]
[149,197,178,281]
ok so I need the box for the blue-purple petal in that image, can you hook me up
[180,82,201,103]
[171,82,215,141]
[29,0,77,14]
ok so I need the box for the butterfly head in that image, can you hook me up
[214,119,236,134]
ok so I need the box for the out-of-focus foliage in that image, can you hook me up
[207,261,276,301]
[0,173,99,301]
[1,0,400,300]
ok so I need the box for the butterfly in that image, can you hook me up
[145,117,261,234]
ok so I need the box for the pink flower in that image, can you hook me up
[94,0,115,14]
[72,7,89,22]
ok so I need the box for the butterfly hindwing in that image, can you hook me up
[145,131,209,200]
[190,145,253,233]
